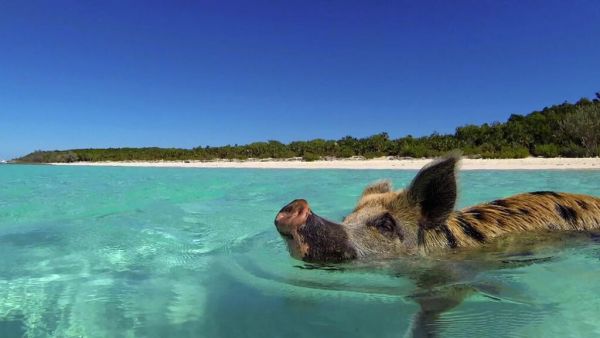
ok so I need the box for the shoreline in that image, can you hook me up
[47,157,600,170]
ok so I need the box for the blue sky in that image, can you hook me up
[1,1,599,159]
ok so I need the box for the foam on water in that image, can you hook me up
[1,165,599,337]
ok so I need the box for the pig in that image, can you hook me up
[274,152,600,337]
[274,152,600,263]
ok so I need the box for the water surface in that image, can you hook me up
[1,165,599,337]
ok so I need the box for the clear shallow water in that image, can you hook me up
[1,165,599,338]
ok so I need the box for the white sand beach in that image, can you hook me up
[50,157,600,170]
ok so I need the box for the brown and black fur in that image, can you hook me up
[424,191,600,252]
[275,151,600,262]
[334,152,600,259]
[274,152,600,337]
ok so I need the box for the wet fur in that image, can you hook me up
[345,153,600,258]
[348,163,600,337]
[427,192,600,252]
[277,153,600,337]
[353,156,600,337]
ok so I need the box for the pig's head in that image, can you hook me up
[274,153,459,263]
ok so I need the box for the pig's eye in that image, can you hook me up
[368,213,398,238]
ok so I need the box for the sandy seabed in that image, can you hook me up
[50,157,600,170]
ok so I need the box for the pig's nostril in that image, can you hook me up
[281,204,294,214]
[279,199,308,214]
[275,199,311,234]
[275,212,286,224]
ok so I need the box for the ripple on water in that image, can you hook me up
[2,166,600,337]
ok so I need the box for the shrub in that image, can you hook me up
[481,146,529,159]
[399,144,430,158]
[501,146,530,158]
[338,147,355,158]
[533,144,560,157]
[302,152,320,162]
[559,144,587,157]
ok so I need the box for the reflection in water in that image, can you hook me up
[2,223,581,337]
[211,231,598,338]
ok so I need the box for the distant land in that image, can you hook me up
[14,93,600,163]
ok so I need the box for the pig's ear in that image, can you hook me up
[362,180,392,197]
[406,152,460,227]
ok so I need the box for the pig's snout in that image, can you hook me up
[274,199,357,263]
[274,199,310,238]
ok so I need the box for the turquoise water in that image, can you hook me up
[1,165,599,337]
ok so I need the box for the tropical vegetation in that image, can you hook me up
[15,93,600,163]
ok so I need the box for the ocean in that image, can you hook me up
[1,164,599,337]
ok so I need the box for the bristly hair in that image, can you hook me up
[362,180,392,196]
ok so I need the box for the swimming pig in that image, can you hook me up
[274,152,600,263]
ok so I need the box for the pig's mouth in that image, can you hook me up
[274,199,357,263]
[277,230,294,240]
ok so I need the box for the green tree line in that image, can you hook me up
[15,94,600,163]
